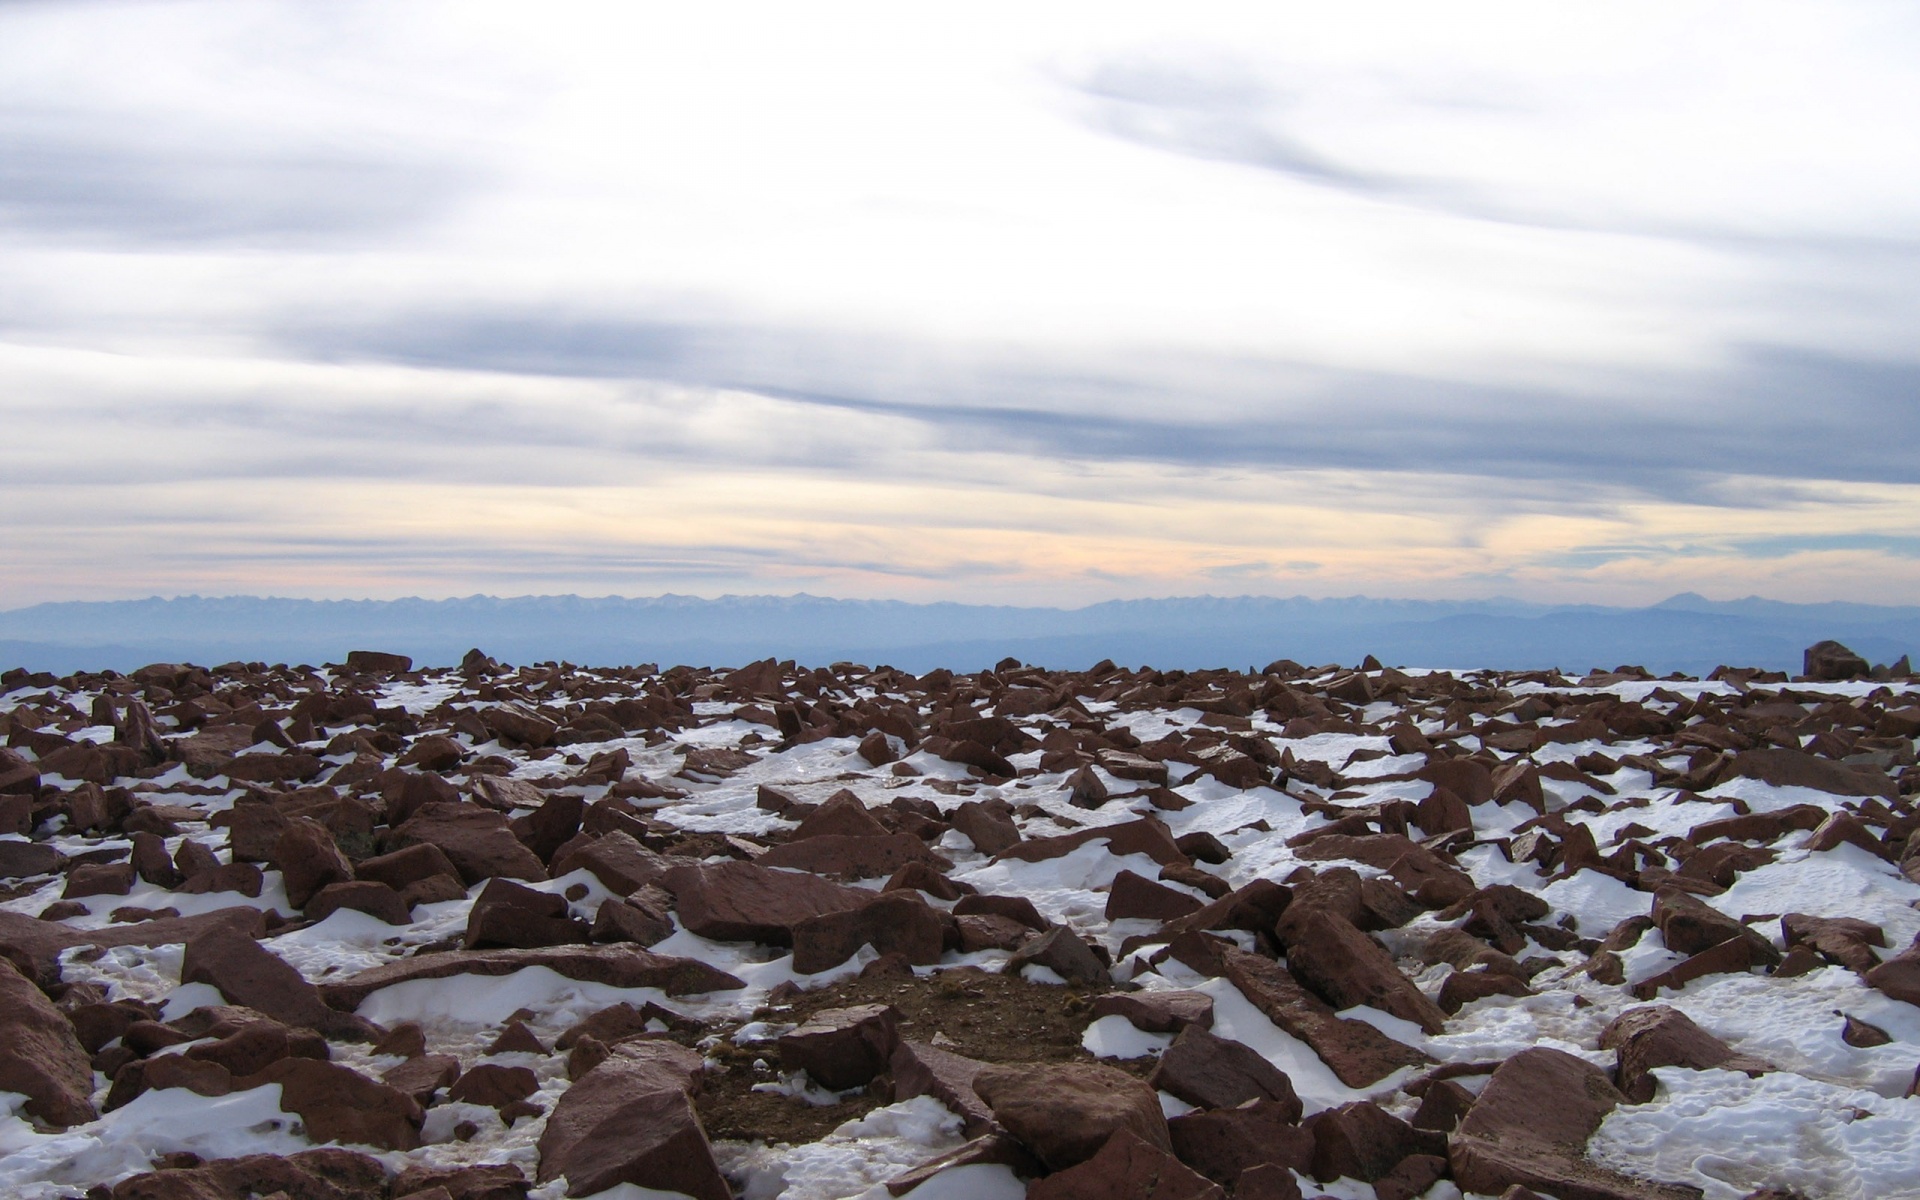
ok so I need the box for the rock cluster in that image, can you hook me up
[0,642,1913,1198]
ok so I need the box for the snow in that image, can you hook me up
[1080,1014,1173,1059]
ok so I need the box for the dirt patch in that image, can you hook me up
[695,965,1129,1146]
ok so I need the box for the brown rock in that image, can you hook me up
[972,1060,1172,1171]
[321,944,744,1009]
[1781,913,1886,974]
[892,1039,995,1135]
[1865,932,1920,1005]
[589,886,675,947]
[448,1062,540,1110]
[509,792,584,863]
[778,1003,902,1090]
[1450,1046,1702,1200]
[180,926,365,1038]
[392,803,548,884]
[791,890,946,974]
[999,816,1186,868]
[0,959,97,1125]
[1005,925,1111,986]
[1166,1099,1315,1184]
[1598,1006,1771,1104]
[550,830,669,893]
[464,877,588,949]
[1652,888,1778,963]
[1724,749,1896,801]
[1107,869,1205,921]
[953,892,1048,930]
[273,817,354,909]
[1284,911,1449,1034]
[1090,990,1214,1034]
[63,860,135,898]
[1027,1128,1224,1200]
[1804,639,1870,681]
[534,1040,726,1200]
[1221,949,1430,1088]
[1304,1100,1437,1183]
[382,1053,462,1104]
[354,841,463,890]
[660,859,868,945]
[1148,1025,1301,1115]
[241,1057,422,1150]
[306,880,410,925]
[792,789,890,839]
[951,801,1021,855]
[756,832,951,880]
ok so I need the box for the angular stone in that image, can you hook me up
[1222,949,1430,1088]
[306,879,410,925]
[792,790,890,839]
[1005,925,1110,986]
[535,1041,726,1200]
[791,890,945,974]
[321,944,744,1009]
[0,960,96,1126]
[1304,1100,1437,1183]
[1028,1128,1224,1200]
[1599,1006,1770,1104]
[892,1039,994,1135]
[1166,1099,1314,1187]
[1107,869,1205,922]
[1148,1025,1301,1115]
[1284,911,1448,1034]
[180,926,366,1039]
[240,1057,422,1150]
[1090,989,1213,1034]
[778,1003,901,1090]
[660,859,868,945]
[550,830,669,893]
[972,1060,1171,1171]
[464,877,588,949]
[391,803,548,884]
[382,1053,462,1104]
[950,801,1021,855]
[273,816,354,909]
[354,841,463,890]
[756,833,951,881]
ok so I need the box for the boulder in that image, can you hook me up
[1864,933,1920,1006]
[1005,925,1111,986]
[391,803,548,884]
[1651,888,1778,963]
[0,959,96,1126]
[756,833,951,880]
[535,1041,727,1200]
[320,944,744,1009]
[589,886,676,947]
[1450,1047,1702,1200]
[1804,640,1870,681]
[306,880,410,925]
[972,1060,1171,1171]
[1090,989,1214,1034]
[660,859,869,945]
[1028,1128,1225,1200]
[382,1053,462,1105]
[778,1003,902,1090]
[354,841,463,890]
[447,1062,540,1111]
[1166,1099,1314,1187]
[892,1039,995,1135]
[1599,1006,1770,1104]
[1221,949,1430,1088]
[180,925,367,1039]
[1106,869,1205,922]
[1303,1100,1437,1183]
[1723,749,1895,802]
[241,1057,423,1150]
[550,830,669,893]
[1283,911,1448,1035]
[951,801,1022,855]
[791,890,946,974]
[464,877,589,949]
[272,816,354,909]
[1149,1025,1301,1115]
[791,790,890,839]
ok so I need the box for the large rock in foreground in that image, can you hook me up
[536,1040,727,1200]
[0,959,96,1126]
[972,1061,1171,1171]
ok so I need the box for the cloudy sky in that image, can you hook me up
[4,1,1918,610]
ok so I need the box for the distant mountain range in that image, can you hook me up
[2,591,1916,678]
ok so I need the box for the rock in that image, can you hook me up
[660,859,869,944]
[1652,888,1778,963]
[1412,1079,1474,1132]
[858,730,899,767]
[589,886,676,947]
[1303,1100,1437,1183]
[64,861,135,898]
[180,925,366,1039]
[885,860,971,900]
[306,880,410,925]
[1449,1046,1702,1200]
[273,816,355,909]
[1233,1163,1305,1200]
[108,1149,392,1200]
[0,959,96,1126]
[953,893,1048,930]
[550,830,669,893]
[778,1003,902,1090]
[892,1040,995,1135]
[1374,1153,1448,1200]
[1027,1128,1225,1200]
[355,841,463,890]
[1864,933,1920,1005]
[0,840,62,879]
[346,650,413,673]
[510,792,584,863]
[1005,925,1111,985]
[1283,911,1449,1034]
[756,833,951,880]
[972,1060,1171,1171]
[391,1162,531,1200]
[792,789,890,839]
[1221,948,1430,1088]
[1804,640,1870,681]
[181,1013,329,1077]
[999,817,1187,868]
[1631,935,1780,1000]
[482,703,560,749]
[241,1057,423,1150]
[489,1019,549,1055]
[1781,913,1886,973]
[884,1133,1042,1197]
[1166,1099,1316,1185]
[0,906,266,988]
[791,890,946,974]
[464,877,589,949]
[321,944,744,1009]
[382,1053,462,1104]
[535,1040,727,1200]
[1090,990,1214,1034]
[1438,969,1534,1013]
[1106,869,1205,921]
[392,803,548,884]
[388,770,463,826]
[1149,1024,1301,1115]
[448,1062,540,1110]
[1723,749,1895,802]
[951,801,1022,855]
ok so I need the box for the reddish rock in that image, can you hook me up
[1090,989,1214,1034]
[0,959,96,1126]
[182,1014,330,1077]
[892,1039,995,1135]
[1284,911,1448,1034]
[883,1133,1042,1196]
[242,1057,423,1150]
[791,890,945,974]
[1803,640,1869,681]
[382,1053,462,1104]
[1631,935,1780,1000]
[108,1149,392,1200]
[510,792,584,864]
[482,703,560,748]
[757,833,951,880]
[1222,949,1430,1088]
[1304,1100,1438,1183]
[1781,912,1886,973]
[390,1162,531,1200]
[1411,1078,1475,1132]
[972,1060,1171,1171]
[1651,888,1778,963]
[778,1003,902,1090]
[321,944,744,1009]
[550,830,669,893]
[392,803,548,884]
[885,860,971,900]
[354,841,463,890]
[63,860,135,899]
[1165,1098,1314,1185]
[448,1062,540,1110]
[951,801,1022,855]
[1724,749,1895,801]
[1600,1006,1770,1104]
[535,1041,726,1200]
[1107,869,1205,921]
[1438,969,1534,1013]
[1864,932,1920,1005]
[346,650,413,673]
[792,789,890,839]
[1450,1047,1702,1200]
[998,816,1187,868]
[127,831,180,888]
[589,886,675,947]
[464,877,589,949]
[1028,1128,1224,1200]
[306,879,410,925]
[953,892,1048,930]
[180,925,365,1039]
[1374,1153,1448,1200]
[1149,1025,1300,1114]
[660,859,868,945]
[272,816,354,909]
[1006,925,1111,986]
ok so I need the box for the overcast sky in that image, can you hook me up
[4,1,1918,610]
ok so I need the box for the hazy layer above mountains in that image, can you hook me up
[3,592,1915,677]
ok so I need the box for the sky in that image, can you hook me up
[4,1,1919,611]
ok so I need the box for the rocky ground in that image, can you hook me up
[0,642,1917,1200]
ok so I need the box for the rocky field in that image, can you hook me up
[0,643,1917,1200]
